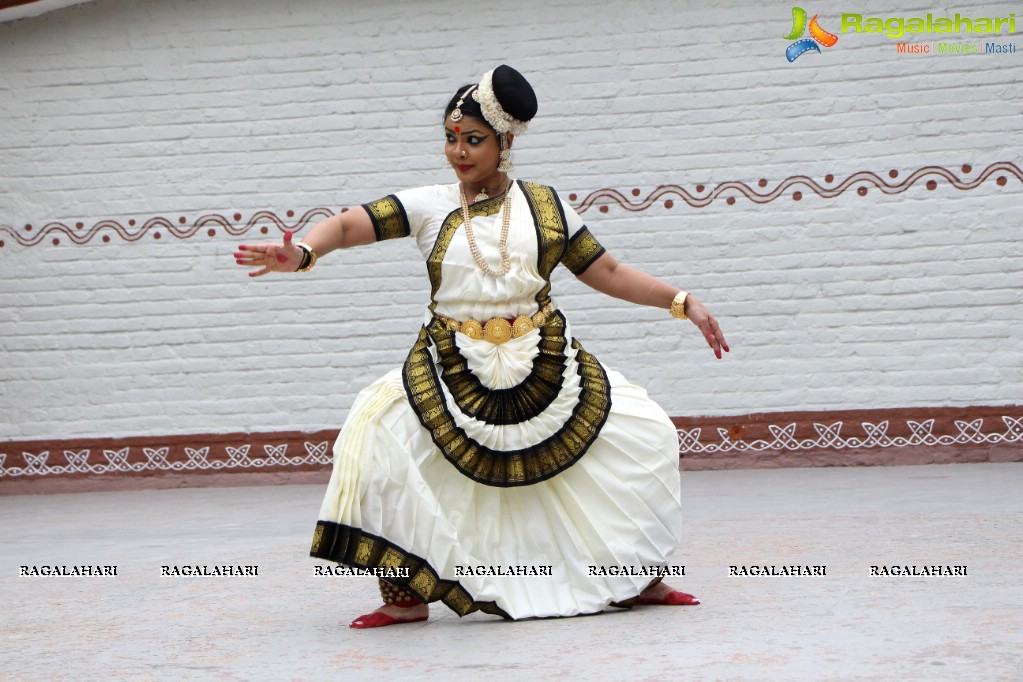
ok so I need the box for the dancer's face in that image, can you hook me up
[443,115,505,187]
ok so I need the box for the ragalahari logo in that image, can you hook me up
[784,7,839,61]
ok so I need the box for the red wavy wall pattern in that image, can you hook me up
[0,162,1019,249]
[0,208,336,249]
[567,161,1021,212]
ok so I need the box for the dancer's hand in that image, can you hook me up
[684,296,730,359]
[234,230,304,277]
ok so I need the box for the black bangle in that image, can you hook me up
[297,247,312,271]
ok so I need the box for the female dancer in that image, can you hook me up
[235,65,728,628]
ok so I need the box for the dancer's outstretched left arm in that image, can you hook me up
[576,252,730,359]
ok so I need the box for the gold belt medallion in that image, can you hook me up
[438,305,553,345]
[483,318,512,344]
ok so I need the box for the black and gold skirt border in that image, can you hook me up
[402,315,612,487]
[427,313,569,426]
[310,520,511,619]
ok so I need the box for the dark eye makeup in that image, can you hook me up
[445,130,490,145]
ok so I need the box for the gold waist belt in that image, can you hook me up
[435,304,555,345]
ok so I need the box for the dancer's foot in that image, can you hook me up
[636,580,700,605]
[350,602,429,629]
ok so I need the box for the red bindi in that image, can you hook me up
[455,126,461,133]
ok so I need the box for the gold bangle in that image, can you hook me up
[295,242,318,272]
[670,290,689,320]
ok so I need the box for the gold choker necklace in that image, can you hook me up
[460,180,513,277]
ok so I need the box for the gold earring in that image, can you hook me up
[497,134,513,172]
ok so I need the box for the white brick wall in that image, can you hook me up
[1,0,1020,441]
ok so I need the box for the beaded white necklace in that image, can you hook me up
[460,180,513,277]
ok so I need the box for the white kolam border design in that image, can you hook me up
[1,417,1021,478]
[677,417,1023,454]
[0,441,332,478]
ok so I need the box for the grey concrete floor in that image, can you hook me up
[2,463,1021,681]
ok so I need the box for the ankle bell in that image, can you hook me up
[378,578,423,608]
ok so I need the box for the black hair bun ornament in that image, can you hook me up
[476,64,537,135]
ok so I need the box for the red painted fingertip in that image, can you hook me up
[238,245,247,250]
[284,230,293,243]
